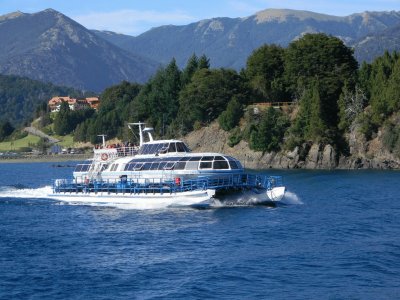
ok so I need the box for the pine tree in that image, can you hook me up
[198,55,210,70]
[181,54,198,85]
[218,97,243,131]
[53,101,72,135]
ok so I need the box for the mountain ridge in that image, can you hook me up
[94,8,400,68]
[1,8,400,91]
[0,9,159,92]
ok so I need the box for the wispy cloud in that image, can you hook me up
[72,9,195,36]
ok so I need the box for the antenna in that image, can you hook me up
[97,134,107,147]
[128,122,145,146]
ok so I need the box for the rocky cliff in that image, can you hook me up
[183,122,400,170]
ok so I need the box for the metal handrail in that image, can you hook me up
[53,173,283,195]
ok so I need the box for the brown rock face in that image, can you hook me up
[183,122,400,170]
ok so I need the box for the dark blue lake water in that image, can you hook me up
[0,162,399,299]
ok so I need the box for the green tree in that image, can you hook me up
[366,51,400,123]
[218,97,243,131]
[198,54,210,70]
[132,59,181,136]
[175,69,250,134]
[285,33,358,145]
[245,44,287,102]
[53,101,73,135]
[181,54,199,85]
[0,120,15,141]
[249,107,289,152]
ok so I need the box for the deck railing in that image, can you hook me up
[53,174,283,195]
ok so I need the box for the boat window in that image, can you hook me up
[144,144,152,154]
[164,162,175,170]
[159,143,169,154]
[213,160,229,169]
[148,144,157,154]
[158,162,167,170]
[214,156,224,160]
[80,165,87,172]
[176,142,186,152]
[74,164,90,172]
[155,144,163,153]
[183,143,191,152]
[133,163,143,171]
[185,161,199,170]
[189,156,201,161]
[201,156,214,161]
[142,163,151,170]
[236,161,243,169]
[174,162,186,170]
[111,164,119,172]
[138,144,147,155]
[200,161,212,169]
[168,143,176,152]
[150,162,160,170]
[171,157,183,161]
[229,160,238,169]
[101,164,108,171]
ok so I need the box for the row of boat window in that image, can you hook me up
[74,164,91,172]
[138,142,190,155]
[123,156,241,171]
[73,156,242,172]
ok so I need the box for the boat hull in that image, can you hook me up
[215,186,286,205]
[48,189,215,208]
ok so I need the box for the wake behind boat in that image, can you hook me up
[49,122,285,207]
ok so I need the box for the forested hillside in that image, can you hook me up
[42,33,400,164]
[0,74,86,126]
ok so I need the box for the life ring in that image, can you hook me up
[101,153,109,161]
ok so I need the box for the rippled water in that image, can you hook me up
[0,162,399,299]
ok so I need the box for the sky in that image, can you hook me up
[1,0,399,36]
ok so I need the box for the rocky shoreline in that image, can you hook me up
[183,122,400,170]
[3,123,399,170]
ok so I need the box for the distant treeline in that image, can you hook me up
[0,74,89,127]
[41,33,400,156]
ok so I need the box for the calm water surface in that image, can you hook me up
[0,162,399,299]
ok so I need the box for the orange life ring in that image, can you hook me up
[101,153,108,161]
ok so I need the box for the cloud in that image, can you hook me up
[72,9,195,36]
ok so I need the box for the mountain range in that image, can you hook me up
[0,9,159,92]
[94,9,400,69]
[1,8,400,91]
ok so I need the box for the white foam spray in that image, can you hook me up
[282,191,303,205]
[0,186,53,199]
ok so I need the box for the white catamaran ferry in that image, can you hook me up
[49,123,285,207]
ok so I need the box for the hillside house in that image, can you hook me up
[85,97,100,109]
[49,96,100,112]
